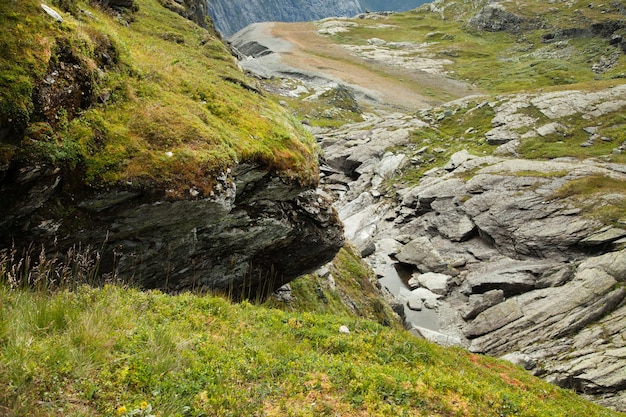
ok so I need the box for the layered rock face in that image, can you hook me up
[0,163,343,298]
[0,0,344,299]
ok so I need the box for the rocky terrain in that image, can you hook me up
[231,1,626,410]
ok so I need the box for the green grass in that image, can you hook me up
[1,282,623,417]
[518,108,626,163]
[391,100,495,185]
[552,175,626,226]
[264,245,399,327]
[1,0,319,197]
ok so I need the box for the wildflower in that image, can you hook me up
[140,401,149,410]
[116,405,127,416]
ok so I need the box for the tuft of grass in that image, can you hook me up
[552,175,626,226]
[0,281,623,417]
[265,245,399,327]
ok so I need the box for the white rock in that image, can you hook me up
[41,4,63,22]
[407,296,423,311]
[339,325,350,334]
[418,272,451,295]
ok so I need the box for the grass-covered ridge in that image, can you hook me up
[0,0,318,197]
[1,282,622,417]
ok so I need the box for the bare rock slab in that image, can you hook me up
[395,236,448,272]
[462,289,505,320]
[416,272,452,295]
[464,299,524,339]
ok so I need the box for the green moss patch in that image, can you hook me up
[1,0,318,197]
[552,175,626,226]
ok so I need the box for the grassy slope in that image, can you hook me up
[0,0,318,196]
[1,283,622,417]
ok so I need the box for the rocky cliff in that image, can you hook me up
[207,0,362,37]
[0,0,343,297]
[205,0,432,37]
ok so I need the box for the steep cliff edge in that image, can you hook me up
[0,0,343,297]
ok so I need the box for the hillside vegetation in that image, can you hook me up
[1,281,622,417]
[0,0,318,198]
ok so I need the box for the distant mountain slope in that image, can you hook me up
[208,0,362,36]
[359,0,429,12]
[207,0,429,37]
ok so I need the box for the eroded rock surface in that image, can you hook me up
[0,163,344,299]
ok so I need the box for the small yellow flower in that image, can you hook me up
[116,406,127,416]
[140,401,149,410]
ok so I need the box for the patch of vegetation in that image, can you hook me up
[394,100,495,185]
[326,1,626,95]
[1,0,319,198]
[267,245,398,327]
[1,280,622,417]
[518,108,626,163]
[551,175,626,226]
[270,82,365,129]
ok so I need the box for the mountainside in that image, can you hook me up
[359,0,429,12]
[207,0,362,37]
[2,0,626,416]
[204,0,429,37]
[230,0,626,411]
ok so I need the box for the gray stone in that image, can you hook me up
[417,272,451,295]
[535,264,575,288]
[411,326,463,347]
[411,287,443,302]
[430,199,476,241]
[462,289,505,320]
[395,237,448,272]
[464,299,524,338]
[485,128,520,145]
[462,258,555,297]
[536,122,565,137]
[375,238,402,256]
[501,352,537,370]
[578,248,626,280]
[580,227,626,246]
[407,296,423,311]
[41,4,63,22]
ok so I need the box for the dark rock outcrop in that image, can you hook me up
[0,0,345,299]
[0,163,344,298]
[468,3,526,33]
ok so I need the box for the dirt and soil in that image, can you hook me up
[266,21,481,111]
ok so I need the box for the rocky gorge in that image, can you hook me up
[230,2,626,410]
